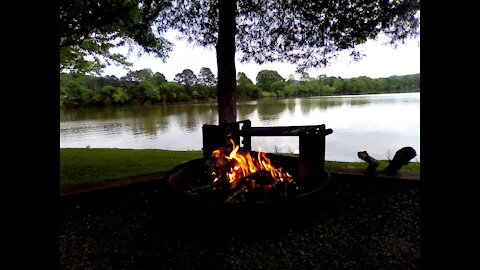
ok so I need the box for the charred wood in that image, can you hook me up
[224,184,248,203]
[185,180,223,195]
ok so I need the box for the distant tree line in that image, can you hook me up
[60,68,419,108]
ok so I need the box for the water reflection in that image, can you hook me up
[237,103,257,121]
[350,98,370,107]
[299,97,345,114]
[60,93,420,161]
[285,98,296,114]
[256,100,288,124]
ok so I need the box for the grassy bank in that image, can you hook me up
[60,148,203,186]
[60,148,419,187]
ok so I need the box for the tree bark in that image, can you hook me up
[216,0,237,124]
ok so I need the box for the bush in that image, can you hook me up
[63,81,92,107]
[112,88,130,104]
[261,91,276,98]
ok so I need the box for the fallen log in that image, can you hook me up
[357,151,379,173]
[384,147,417,174]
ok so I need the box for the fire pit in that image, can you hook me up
[166,120,333,223]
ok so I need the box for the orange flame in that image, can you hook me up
[212,138,293,185]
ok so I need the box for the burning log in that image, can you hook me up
[186,167,292,203]
[263,171,285,198]
[237,170,286,198]
[357,151,379,173]
[384,147,417,174]
[184,129,329,203]
[238,170,268,184]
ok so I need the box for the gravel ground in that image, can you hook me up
[60,175,420,270]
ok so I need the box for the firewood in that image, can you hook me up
[186,181,219,195]
[357,151,379,173]
[249,179,256,192]
[263,173,285,198]
[224,184,248,203]
[384,147,417,174]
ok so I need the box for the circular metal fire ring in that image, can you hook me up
[166,154,332,216]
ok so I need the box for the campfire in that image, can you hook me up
[168,120,333,205]
[187,135,298,203]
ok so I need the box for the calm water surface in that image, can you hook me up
[60,92,420,162]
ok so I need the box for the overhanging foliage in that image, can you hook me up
[164,0,420,73]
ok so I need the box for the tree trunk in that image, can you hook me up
[216,0,237,124]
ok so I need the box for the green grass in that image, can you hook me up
[324,160,420,173]
[276,153,420,173]
[60,148,202,186]
[60,148,419,187]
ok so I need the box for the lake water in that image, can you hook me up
[60,92,420,162]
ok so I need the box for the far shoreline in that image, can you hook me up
[60,90,420,110]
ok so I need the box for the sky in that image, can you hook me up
[102,30,420,83]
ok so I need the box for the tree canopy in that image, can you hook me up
[174,69,199,86]
[165,0,420,73]
[256,70,285,92]
[60,0,420,74]
[198,67,217,87]
[59,0,173,74]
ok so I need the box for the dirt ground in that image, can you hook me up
[60,174,420,270]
